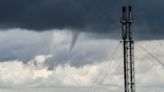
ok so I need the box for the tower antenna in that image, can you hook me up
[121,1,135,92]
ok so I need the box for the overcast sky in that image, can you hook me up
[0,0,164,92]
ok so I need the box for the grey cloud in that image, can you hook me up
[0,0,164,39]
[0,30,51,61]
[0,0,120,31]
[0,30,120,66]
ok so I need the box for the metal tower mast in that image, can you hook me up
[121,5,135,92]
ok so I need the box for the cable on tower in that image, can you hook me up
[88,42,121,92]
[135,43,164,67]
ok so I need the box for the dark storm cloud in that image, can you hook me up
[0,0,119,31]
[0,0,163,39]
